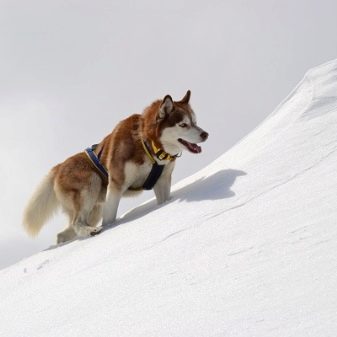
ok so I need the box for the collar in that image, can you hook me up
[141,139,181,163]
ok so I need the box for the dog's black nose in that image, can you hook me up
[200,131,209,141]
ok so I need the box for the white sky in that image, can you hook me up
[1,0,337,269]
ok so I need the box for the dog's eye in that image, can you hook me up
[179,123,188,128]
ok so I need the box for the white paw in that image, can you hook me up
[75,225,102,238]
[90,226,103,236]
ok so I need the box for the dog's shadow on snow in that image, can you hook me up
[118,168,246,225]
[173,168,247,202]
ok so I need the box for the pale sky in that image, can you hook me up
[1,0,337,269]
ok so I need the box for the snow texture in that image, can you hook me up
[1,60,337,337]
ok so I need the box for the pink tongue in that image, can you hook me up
[187,142,202,153]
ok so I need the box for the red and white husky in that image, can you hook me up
[23,91,208,243]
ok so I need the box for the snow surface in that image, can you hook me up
[1,60,337,337]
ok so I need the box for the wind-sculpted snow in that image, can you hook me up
[1,60,337,337]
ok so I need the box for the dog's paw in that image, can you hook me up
[75,225,102,238]
[57,233,67,244]
[90,226,103,236]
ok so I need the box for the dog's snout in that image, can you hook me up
[200,131,209,141]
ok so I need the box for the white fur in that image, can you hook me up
[124,161,152,189]
[160,115,205,153]
[23,172,59,236]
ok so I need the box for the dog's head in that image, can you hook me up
[157,90,208,154]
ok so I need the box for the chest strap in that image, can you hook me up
[137,139,165,190]
[142,162,164,190]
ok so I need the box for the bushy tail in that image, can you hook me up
[23,171,59,237]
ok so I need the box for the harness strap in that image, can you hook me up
[142,162,165,190]
[141,139,156,164]
[138,139,165,190]
[85,145,109,185]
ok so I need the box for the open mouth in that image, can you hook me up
[178,138,202,154]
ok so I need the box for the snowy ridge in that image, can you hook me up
[1,60,337,337]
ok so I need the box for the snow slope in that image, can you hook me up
[1,60,337,337]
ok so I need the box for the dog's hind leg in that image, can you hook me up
[56,206,96,243]
[88,204,103,227]
[70,203,103,238]
[71,196,103,238]
[56,204,103,244]
[56,173,104,240]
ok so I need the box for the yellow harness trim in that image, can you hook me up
[141,139,177,162]
[150,141,176,162]
[141,139,156,164]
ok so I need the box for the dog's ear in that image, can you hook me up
[159,95,174,119]
[179,90,191,104]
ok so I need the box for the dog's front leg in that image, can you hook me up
[154,162,175,204]
[154,170,172,204]
[102,187,122,226]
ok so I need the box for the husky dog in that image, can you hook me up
[23,91,208,243]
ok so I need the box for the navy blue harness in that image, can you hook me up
[140,141,165,190]
[85,144,109,185]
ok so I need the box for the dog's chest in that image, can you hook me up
[124,160,155,189]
